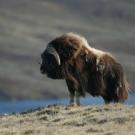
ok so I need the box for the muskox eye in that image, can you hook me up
[38,59,42,65]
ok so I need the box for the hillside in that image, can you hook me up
[0,0,135,100]
[0,104,135,135]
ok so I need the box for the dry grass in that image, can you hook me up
[0,104,135,135]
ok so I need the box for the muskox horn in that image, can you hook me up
[46,45,61,65]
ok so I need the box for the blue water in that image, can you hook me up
[0,94,135,114]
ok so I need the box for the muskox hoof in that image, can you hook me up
[68,103,80,107]
[68,103,74,107]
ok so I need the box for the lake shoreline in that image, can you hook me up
[0,94,135,114]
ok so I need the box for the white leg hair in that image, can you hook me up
[69,93,74,105]
[75,90,80,106]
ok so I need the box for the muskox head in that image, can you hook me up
[40,44,64,79]
[40,33,79,79]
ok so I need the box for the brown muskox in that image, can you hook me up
[40,33,129,105]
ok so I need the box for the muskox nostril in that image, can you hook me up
[40,66,45,73]
[38,61,41,65]
[41,70,44,73]
[38,59,42,65]
[40,69,45,74]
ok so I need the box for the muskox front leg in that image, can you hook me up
[66,79,81,106]
[66,79,75,105]
[69,93,74,105]
[75,90,80,106]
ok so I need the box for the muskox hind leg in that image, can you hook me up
[109,63,129,103]
[115,65,129,102]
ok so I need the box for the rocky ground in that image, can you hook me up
[0,104,135,135]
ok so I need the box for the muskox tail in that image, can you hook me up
[115,64,130,102]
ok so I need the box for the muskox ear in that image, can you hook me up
[96,58,105,73]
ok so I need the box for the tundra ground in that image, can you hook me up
[0,104,135,135]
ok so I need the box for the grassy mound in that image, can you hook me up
[0,104,135,135]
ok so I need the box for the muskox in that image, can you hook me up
[40,33,129,105]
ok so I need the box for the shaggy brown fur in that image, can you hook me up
[74,51,129,103]
[40,33,129,105]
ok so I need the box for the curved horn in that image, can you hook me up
[46,45,61,65]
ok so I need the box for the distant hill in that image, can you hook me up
[0,0,135,100]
